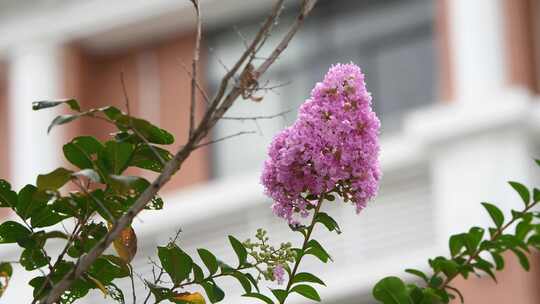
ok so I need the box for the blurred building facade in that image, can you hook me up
[0,0,540,303]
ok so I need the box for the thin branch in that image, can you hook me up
[439,199,540,291]
[119,75,166,166]
[42,1,318,302]
[178,59,210,104]
[222,110,290,121]
[129,265,136,304]
[210,0,317,127]
[233,26,250,50]
[216,57,231,73]
[189,0,203,139]
[72,178,115,223]
[194,131,256,149]
[142,228,182,304]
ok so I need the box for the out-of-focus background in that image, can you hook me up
[0,0,540,303]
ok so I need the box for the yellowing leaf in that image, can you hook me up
[0,263,12,298]
[173,292,206,304]
[110,223,138,263]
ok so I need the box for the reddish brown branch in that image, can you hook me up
[42,1,318,302]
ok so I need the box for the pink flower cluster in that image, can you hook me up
[261,63,381,223]
[272,264,285,285]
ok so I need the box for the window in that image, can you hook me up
[208,0,436,178]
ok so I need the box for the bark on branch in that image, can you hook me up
[42,1,318,302]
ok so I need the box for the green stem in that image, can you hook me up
[281,196,324,304]
[175,264,254,289]
[440,199,540,291]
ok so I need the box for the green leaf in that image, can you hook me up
[105,283,125,304]
[449,234,466,257]
[146,281,172,303]
[305,239,332,263]
[32,99,80,111]
[102,141,134,174]
[515,220,533,241]
[271,288,287,303]
[473,257,496,282]
[481,202,504,228]
[499,234,529,252]
[100,106,174,144]
[428,275,443,288]
[47,114,79,133]
[63,136,104,170]
[429,257,459,278]
[36,167,74,190]
[116,116,175,145]
[244,273,260,293]
[292,272,325,286]
[198,248,219,275]
[201,280,225,303]
[16,185,47,220]
[108,175,144,194]
[218,260,234,275]
[465,227,484,253]
[20,248,49,270]
[315,212,341,234]
[291,284,321,302]
[511,248,530,271]
[372,277,413,304]
[228,235,248,267]
[30,206,69,228]
[28,261,91,302]
[158,244,193,285]
[528,234,540,249]
[88,255,130,284]
[509,181,530,206]
[243,293,274,304]
[0,221,31,243]
[0,179,17,208]
[490,252,505,270]
[324,194,335,201]
[231,271,252,293]
[192,263,204,282]
[404,269,428,283]
[533,188,540,203]
[130,145,172,172]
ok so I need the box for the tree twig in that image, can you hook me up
[189,0,203,139]
[41,2,318,302]
[194,131,256,149]
[142,228,182,304]
[119,74,166,166]
[222,110,290,121]
[178,60,210,104]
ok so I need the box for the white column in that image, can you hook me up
[448,0,506,103]
[7,41,65,189]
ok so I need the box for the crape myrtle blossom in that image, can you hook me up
[261,63,381,223]
[272,264,286,285]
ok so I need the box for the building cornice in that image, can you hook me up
[0,0,274,56]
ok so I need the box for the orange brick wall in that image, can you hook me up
[451,251,540,303]
[63,34,209,192]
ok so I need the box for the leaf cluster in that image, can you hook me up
[0,100,175,303]
[373,160,540,304]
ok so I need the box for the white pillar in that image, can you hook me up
[7,41,65,189]
[448,0,507,103]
